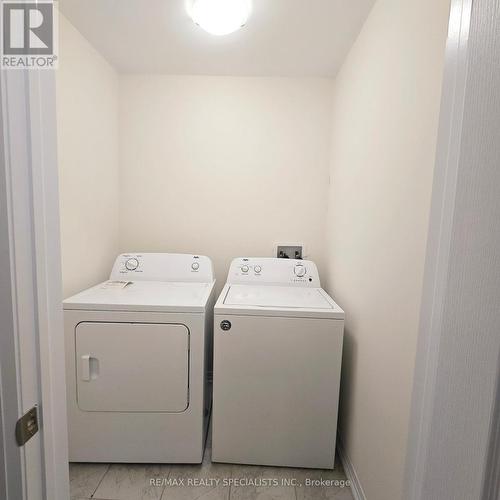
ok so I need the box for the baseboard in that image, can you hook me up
[337,436,367,500]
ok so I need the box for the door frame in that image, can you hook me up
[0,72,24,500]
[0,67,69,499]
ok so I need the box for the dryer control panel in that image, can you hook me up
[110,253,214,283]
[226,257,320,287]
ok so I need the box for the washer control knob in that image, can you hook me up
[254,265,262,274]
[191,262,200,271]
[241,265,249,273]
[294,264,306,277]
[125,258,139,271]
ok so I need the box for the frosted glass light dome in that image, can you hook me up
[188,0,252,36]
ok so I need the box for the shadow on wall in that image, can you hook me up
[338,325,358,446]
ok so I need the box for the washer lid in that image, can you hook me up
[219,284,344,319]
[225,285,332,309]
[63,280,215,313]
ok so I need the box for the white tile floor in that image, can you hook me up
[69,425,354,500]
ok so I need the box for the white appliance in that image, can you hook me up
[64,253,216,463]
[212,257,344,469]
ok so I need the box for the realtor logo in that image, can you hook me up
[1,1,58,69]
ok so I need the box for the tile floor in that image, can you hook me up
[70,426,354,500]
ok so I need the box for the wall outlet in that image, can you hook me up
[276,245,303,260]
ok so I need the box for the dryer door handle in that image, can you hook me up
[80,355,99,381]
[81,354,91,381]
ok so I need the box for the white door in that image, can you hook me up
[75,322,189,412]
[212,314,344,469]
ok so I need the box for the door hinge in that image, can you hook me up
[15,406,39,446]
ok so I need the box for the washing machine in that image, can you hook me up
[63,253,216,463]
[212,257,344,469]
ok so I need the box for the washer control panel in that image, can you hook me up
[227,257,320,287]
[110,253,214,283]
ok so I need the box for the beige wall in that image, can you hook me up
[57,15,120,297]
[324,0,450,499]
[118,76,333,286]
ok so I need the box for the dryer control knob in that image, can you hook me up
[294,265,306,277]
[125,258,139,271]
[254,265,262,274]
[241,265,249,273]
[191,262,200,270]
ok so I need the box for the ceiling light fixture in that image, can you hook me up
[187,0,252,36]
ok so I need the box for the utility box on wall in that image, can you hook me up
[276,244,304,260]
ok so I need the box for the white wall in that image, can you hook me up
[118,76,333,286]
[324,0,450,499]
[56,15,120,297]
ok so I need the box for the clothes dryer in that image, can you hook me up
[64,253,215,463]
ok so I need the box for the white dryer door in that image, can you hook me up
[75,322,189,412]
